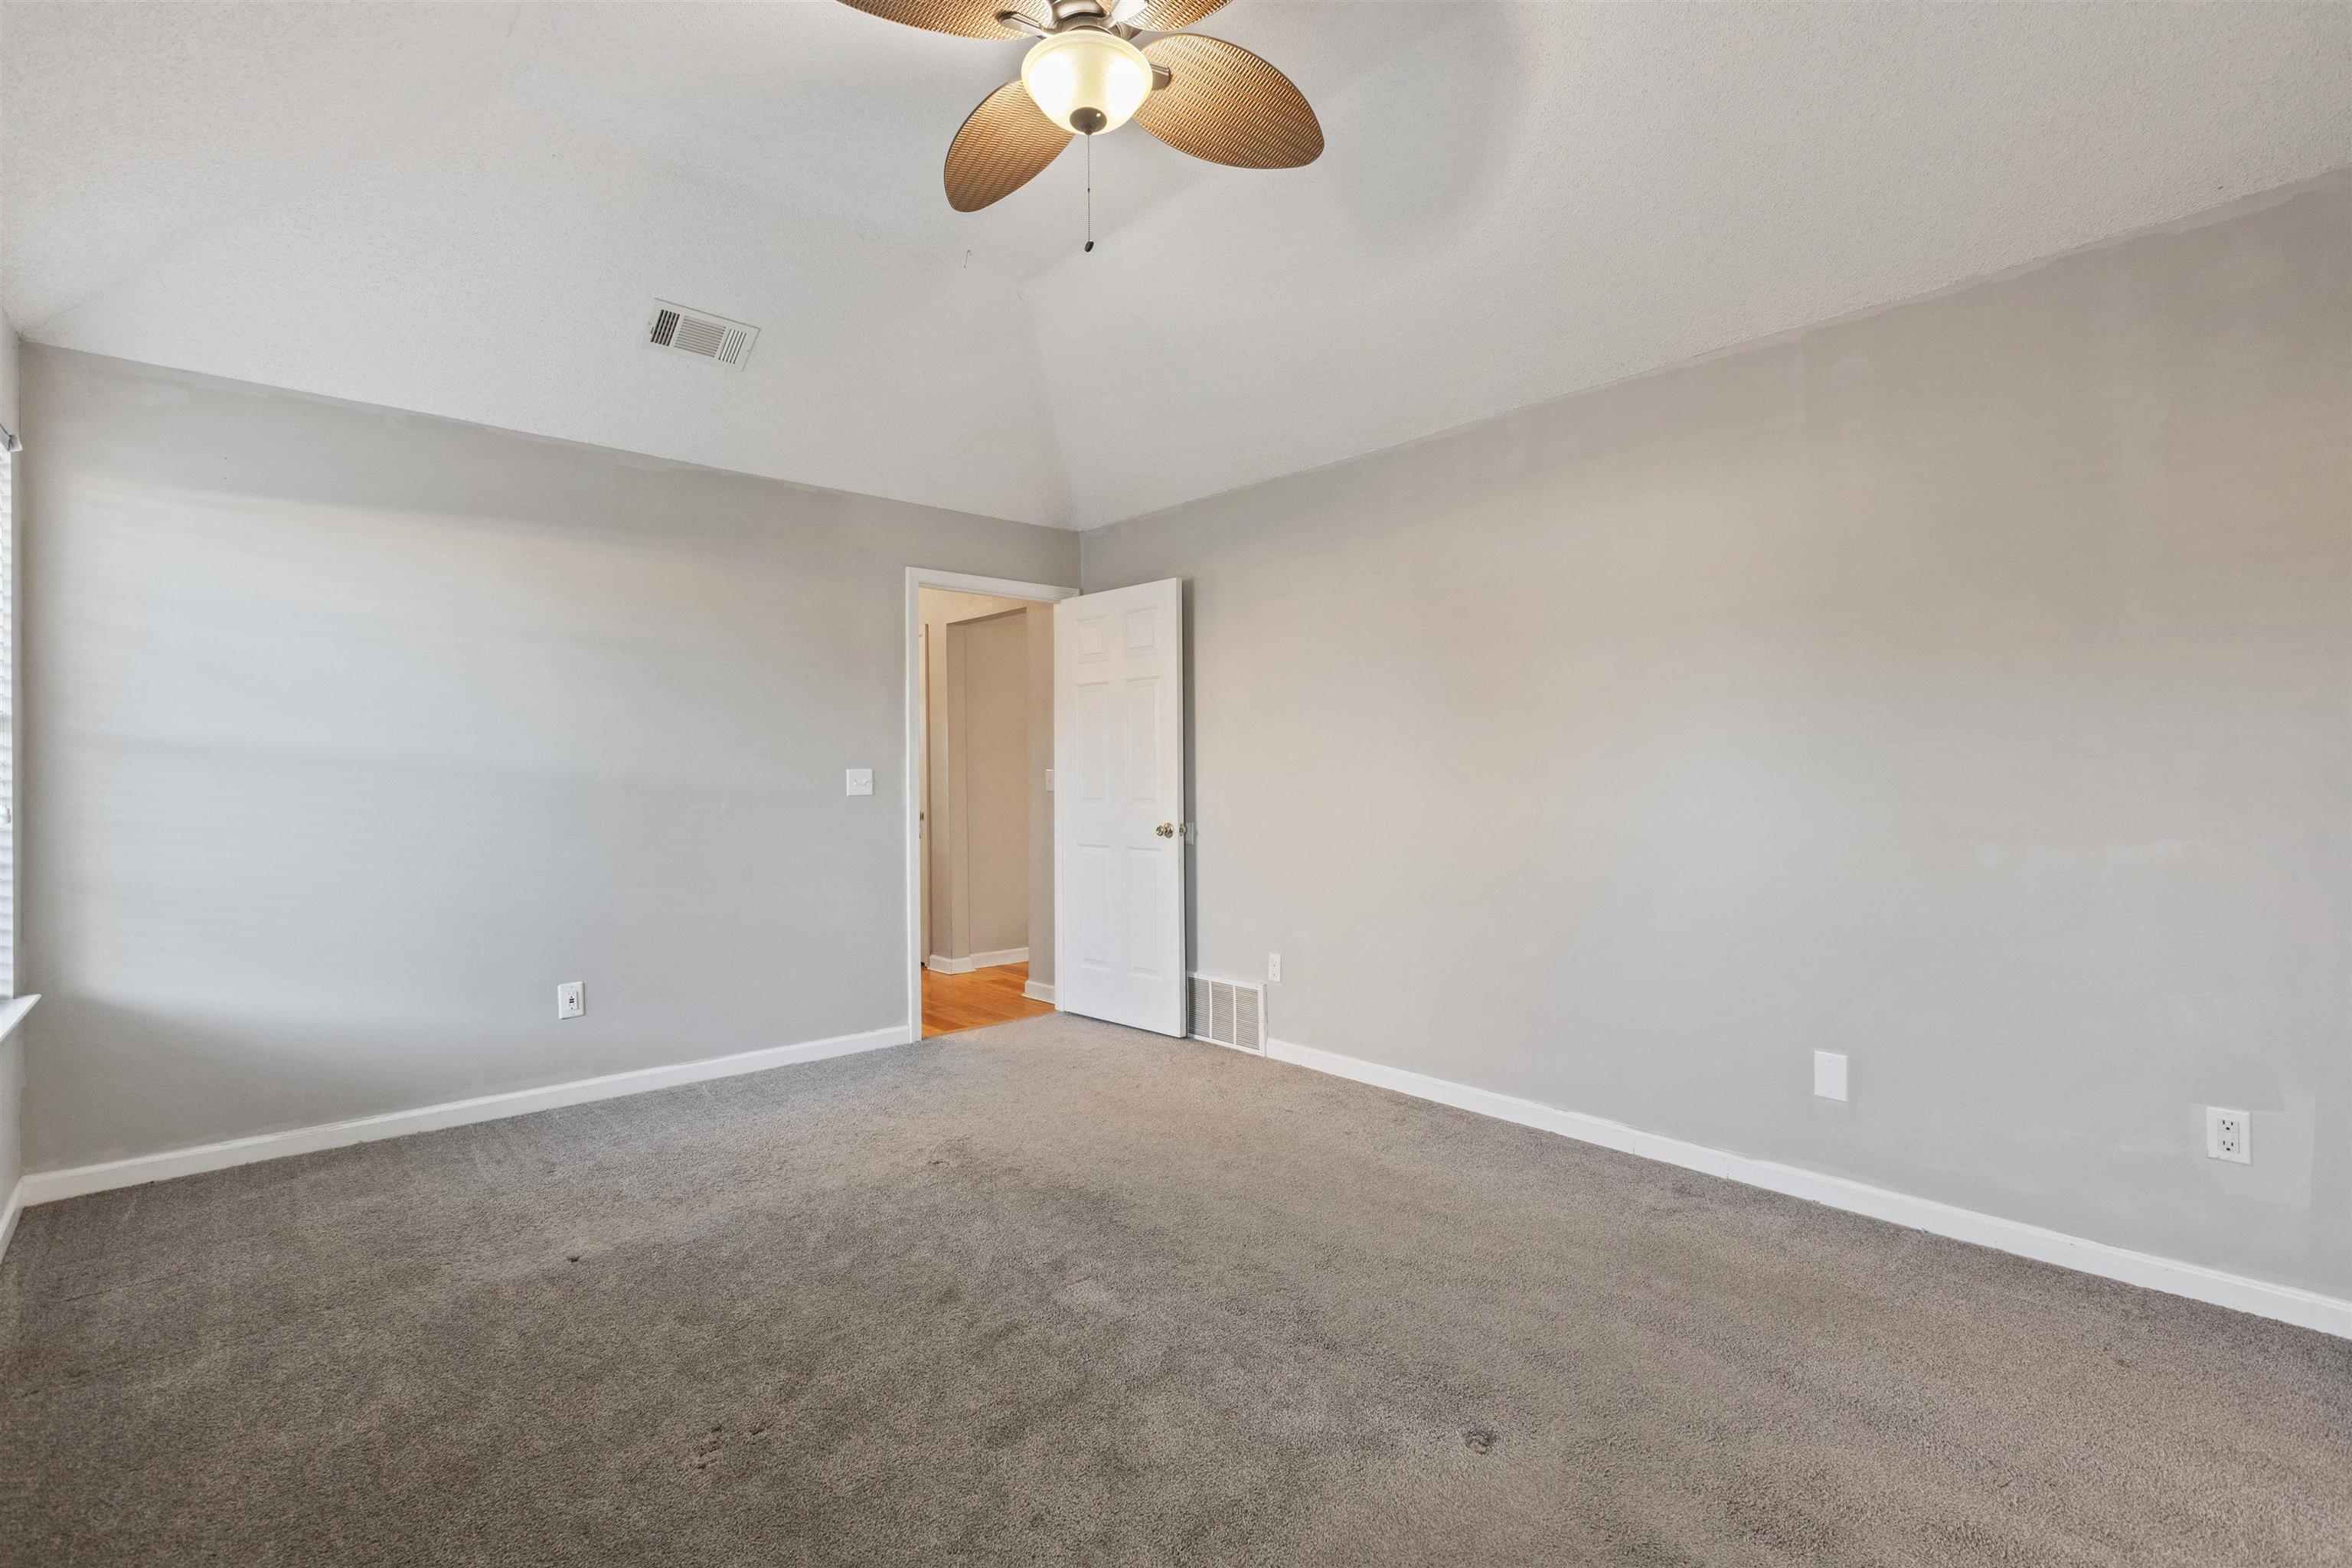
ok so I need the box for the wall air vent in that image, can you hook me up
[1189,975,1266,1055]
[646,299,759,369]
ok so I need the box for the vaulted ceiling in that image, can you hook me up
[5,2,2347,528]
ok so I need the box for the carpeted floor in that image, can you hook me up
[2,1014,2347,1566]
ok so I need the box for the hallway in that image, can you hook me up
[921,962,1054,1038]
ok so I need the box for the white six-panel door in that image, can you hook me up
[1054,579,1186,1035]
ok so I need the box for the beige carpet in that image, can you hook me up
[3,1013,2346,1565]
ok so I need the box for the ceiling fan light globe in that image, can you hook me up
[1021,29,1152,136]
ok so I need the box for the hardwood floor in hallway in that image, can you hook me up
[922,961,1054,1037]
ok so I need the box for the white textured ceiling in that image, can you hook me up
[5,1,2347,528]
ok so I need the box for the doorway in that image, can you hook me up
[906,571,1073,1037]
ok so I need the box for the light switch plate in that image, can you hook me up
[1813,1050,1848,1102]
[845,768,873,796]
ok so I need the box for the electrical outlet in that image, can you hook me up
[557,982,584,1020]
[1267,952,1282,983]
[1813,1050,1848,1102]
[2206,1106,2250,1164]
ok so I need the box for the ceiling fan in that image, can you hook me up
[839,0,1323,213]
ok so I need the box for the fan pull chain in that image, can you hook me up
[1083,134,1095,253]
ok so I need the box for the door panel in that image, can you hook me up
[1055,579,1186,1035]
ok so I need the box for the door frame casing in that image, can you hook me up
[903,568,1078,1040]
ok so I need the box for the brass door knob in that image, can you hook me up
[1155,822,1176,838]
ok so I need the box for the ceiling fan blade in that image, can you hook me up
[1135,34,1322,169]
[945,81,1074,211]
[1118,0,1230,31]
[838,0,1034,41]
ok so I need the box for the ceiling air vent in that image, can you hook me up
[646,299,759,370]
[1190,975,1266,1056]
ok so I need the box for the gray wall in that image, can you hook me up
[947,610,1032,959]
[1024,603,1054,992]
[1083,177,2352,1296]
[2,315,19,1209]
[922,589,1014,959]
[0,1018,18,1212]
[18,345,1077,1171]
[1,315,20,441]
[920,591,1053,974]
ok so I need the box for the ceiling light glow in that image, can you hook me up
[1021,28,1152,136]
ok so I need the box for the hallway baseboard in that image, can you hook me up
[926,949,1027,975]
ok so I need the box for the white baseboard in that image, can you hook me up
[1023,980,1056,1004]
[927,949,1027,975]
[21,1022,913,1207]
[0,1178,21,1263]
[1264,1037,2352,1341]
